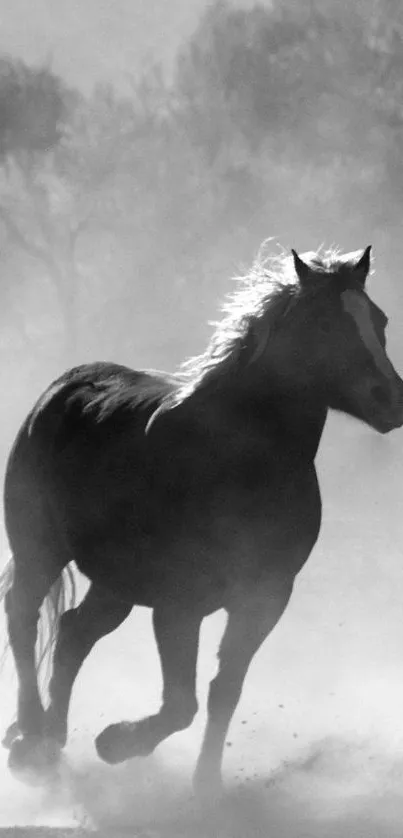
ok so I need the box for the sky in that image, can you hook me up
[0,0,264,93]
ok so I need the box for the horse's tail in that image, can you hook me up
[0,555,77,688]
[0,556,14,673]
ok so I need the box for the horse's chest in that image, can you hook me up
[211,468,321,570]
[151,460,322,595]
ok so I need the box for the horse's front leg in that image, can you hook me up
[193,582,293,801]
[95,605,202,764]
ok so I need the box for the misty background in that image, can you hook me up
[2,0,403,834]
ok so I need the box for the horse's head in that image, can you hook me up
[292,246,403,434]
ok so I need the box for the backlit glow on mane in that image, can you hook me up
[146,243,371,430]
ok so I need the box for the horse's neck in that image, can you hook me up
[189,378,328,464]
[243,356,329,461]
[264,389,328,461]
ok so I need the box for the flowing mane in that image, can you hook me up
[148,242,366,427]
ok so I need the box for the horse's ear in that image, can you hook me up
[353,245,371,286]
[292,249,311,286]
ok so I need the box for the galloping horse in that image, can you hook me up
[1,244,403,798]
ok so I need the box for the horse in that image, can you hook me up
[1,242,403,800]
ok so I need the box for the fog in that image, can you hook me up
[1,1,403,835]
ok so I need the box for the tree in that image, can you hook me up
[0,58,66,158]
[0,59,81,360]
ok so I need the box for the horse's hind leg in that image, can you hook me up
[5,561,60,740]
[96,605,202,764]
[45,583,132,746]
[193,584,293,800]
[3,555,62,773]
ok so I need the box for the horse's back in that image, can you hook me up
[4,363,176,557]
[26,362,175,440]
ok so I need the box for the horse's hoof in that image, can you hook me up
[8,735,61,785]
[95,722,134,764]
[2,721,20,749]
[96,720,155,764]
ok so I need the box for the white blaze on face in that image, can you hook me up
[341,290,392,379]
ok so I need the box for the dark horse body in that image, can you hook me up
[1,244,403,798]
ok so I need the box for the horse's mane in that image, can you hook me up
[147,242,364,430]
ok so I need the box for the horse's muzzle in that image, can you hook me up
[370,379,403,433]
